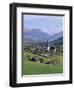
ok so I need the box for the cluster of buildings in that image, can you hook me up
[24,40,56,54]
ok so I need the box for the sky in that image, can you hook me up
[23,14,64,35]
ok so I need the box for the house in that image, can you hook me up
[43,40,56,54]
[49,46,56,54]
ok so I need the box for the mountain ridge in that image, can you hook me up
[24,28,63,41]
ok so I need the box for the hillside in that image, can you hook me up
[50,37,63,47]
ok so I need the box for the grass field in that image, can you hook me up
[23,51,63,75]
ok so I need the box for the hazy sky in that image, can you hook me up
[23,14,64,35]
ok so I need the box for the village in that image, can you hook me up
[24,40,57,53]
[23,40,62,65]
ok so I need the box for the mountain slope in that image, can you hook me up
[50,37,63,47]
[24,28,50,41]
[49,31,63,41]
[24,28,63,42]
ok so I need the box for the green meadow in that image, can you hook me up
[22,51,63,75]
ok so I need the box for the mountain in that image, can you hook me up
[24,28,50,41]
[50,37,63,47]
[49,31,63,41]
[24,28,63,42]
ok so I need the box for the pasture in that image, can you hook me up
[22,51,63,75]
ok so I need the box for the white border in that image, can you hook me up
[16,7,70,83]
